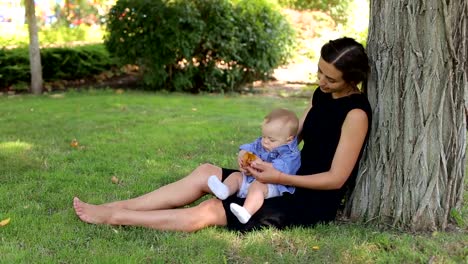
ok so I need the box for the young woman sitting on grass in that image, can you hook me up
[73,37,372,232]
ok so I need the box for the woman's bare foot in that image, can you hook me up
[73,197,113,225]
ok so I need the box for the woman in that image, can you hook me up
[73,37,372,232]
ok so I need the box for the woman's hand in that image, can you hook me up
[245,160,282,184]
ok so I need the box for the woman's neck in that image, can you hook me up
[331,85,360,99]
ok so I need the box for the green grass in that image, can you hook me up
[0,90,466,263]
[0,24,105,48]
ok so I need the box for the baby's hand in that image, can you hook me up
[239,151,258,171]
[237,150,246,168]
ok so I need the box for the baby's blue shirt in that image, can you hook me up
[239,137,301,175]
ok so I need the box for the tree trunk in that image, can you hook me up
[26,0,43,95]
[348,0,467,231]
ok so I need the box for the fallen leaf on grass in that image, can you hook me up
[0,218,11,227]
[115,89,125,94]
[111,176,120,184]
[70,139,79,148]
[312,246,320,250]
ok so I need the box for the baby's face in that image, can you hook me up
[261,120,292,152]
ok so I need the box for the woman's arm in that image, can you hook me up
[247,108,369,190]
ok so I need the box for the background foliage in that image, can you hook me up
[105,0,295,93]
[277,0,350,24]
[0,0,367,92]
[0,44,116,90]
[0,24,104,48]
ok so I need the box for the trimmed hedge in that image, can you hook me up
[0,44,116,89]
[105,0,295,93]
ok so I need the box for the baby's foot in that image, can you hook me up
[73,197,112,225]
[207,175,229,200]
[229,203,251,224]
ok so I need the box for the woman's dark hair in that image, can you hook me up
[320,37,370,92]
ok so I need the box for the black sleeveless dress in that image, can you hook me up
[221,88,372,232]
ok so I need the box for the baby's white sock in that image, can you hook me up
[230,203,252,224]
[207,175,229,200]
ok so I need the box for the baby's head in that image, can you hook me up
[261,108,299,151]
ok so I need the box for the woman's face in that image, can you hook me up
[317,57,353,98]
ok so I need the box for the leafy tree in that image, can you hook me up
[348,0,467,231]
[56,0,100,26]
[25,0,43,94]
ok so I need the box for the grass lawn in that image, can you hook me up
[0,90,466,263]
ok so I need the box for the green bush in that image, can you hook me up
[105,0,204,92]
[0,44,116,89]
[105,0,295,92]
[41,44,116,80]
[233,0,295,83]
[0,48,30,88]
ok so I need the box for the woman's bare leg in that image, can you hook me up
[73,197,227,232]
[89,163,222,211]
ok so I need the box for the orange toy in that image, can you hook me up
[242,151,258,167]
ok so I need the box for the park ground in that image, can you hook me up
[0,91,466,263]
[0,4,466,263]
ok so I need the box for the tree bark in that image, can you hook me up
[26,0,43,95]
[348,0,467,231]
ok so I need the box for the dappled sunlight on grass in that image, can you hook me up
[0,141,42,184]
[0,92,465,263]
[0,141,33,154]
[1,24,105,48]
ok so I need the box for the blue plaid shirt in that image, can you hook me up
[239,137,301,194]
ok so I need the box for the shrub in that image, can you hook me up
[0,44,116,89]
[233,0,295,84]
[105,0,295,92]
[0,48,30,88]
[105,0,204,92]
[41,44,116,80]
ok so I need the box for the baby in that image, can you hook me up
[208,108,301,224]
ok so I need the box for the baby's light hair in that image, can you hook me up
[264,108,299,137]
